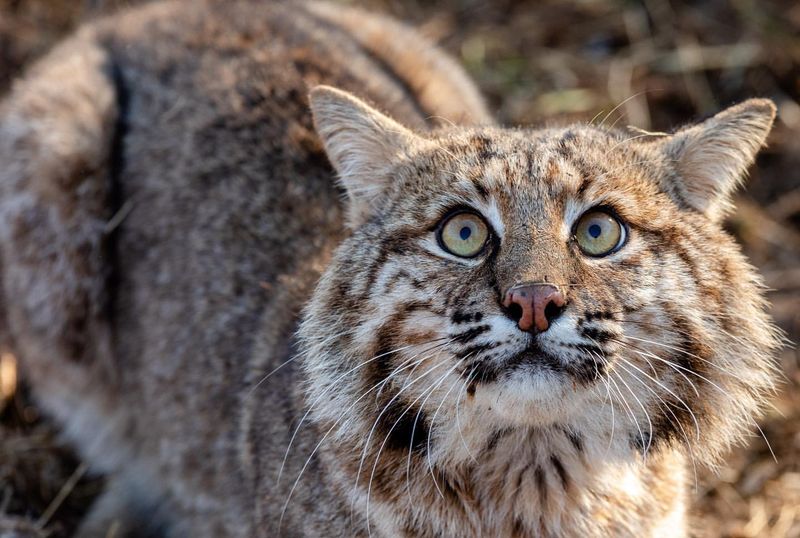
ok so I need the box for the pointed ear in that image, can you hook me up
[309,85,422,227]
[659,99,776,221]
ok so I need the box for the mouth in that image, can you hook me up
[463,343,564,385]
[468,346,592,426]
[464,342,602,388]
[505,347,566,374]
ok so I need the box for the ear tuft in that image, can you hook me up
[309,86,421,227]
[661,98,776,220]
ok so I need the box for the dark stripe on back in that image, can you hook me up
[298,5,433,126]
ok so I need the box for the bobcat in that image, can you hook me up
[0,0,779,536]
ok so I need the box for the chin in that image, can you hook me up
[474,364,592,427]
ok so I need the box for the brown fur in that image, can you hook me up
[0,1,488,535]
[301,90,779,536]
[0,0,779,536]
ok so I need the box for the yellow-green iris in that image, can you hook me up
[574,210,625,256]
[439,212,489,258]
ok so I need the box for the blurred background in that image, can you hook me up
[0,0,798,536]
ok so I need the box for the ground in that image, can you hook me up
[0,0,798,536]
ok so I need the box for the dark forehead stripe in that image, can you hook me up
[551,139,597,197]
[472,177,489,200]
[545,157,561,185]
[554,130,578,160]
[438,137,495,198]
[471,134,498,162]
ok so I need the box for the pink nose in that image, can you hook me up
[502,283,566,333]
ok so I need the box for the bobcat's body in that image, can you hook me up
[0,1,488,535]
[0,1,778,537]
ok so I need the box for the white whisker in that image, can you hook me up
[365,356,469,535]
[279,341,450,531]
[278,338,450,485]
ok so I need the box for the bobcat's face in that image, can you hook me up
[322,128,670,429]
[301,87,779,470]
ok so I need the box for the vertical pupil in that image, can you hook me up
[588,223,602,238]
[459,226,472,240]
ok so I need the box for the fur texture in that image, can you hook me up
[0,0,779,536]
[301,88,779,537]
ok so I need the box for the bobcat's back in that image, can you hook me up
[0,1,490,535]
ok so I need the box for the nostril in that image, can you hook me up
[544,300,565,325]
[506,302,523,323]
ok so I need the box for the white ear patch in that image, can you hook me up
[660,98,776,221]
[309,85,425,228]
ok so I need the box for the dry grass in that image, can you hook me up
[0,0,798,536]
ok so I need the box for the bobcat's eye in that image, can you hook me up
[438,211,490,258]
[574,209,626,257]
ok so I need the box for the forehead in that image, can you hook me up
[404,126,662,222]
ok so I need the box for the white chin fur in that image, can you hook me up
[474,368,590,426]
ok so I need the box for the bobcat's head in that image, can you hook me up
[299,86,780,479]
